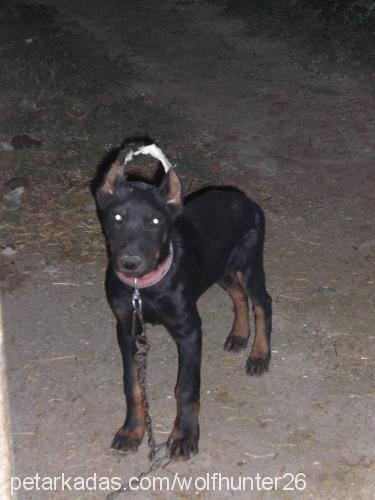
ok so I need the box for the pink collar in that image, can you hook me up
[116,244,174,289]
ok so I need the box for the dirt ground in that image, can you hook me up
[1,0,375,498]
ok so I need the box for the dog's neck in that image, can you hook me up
[115,244,174,289]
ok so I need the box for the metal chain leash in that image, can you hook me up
[132,287,157,461]
[106,282,171,499]
[106,450,171,500]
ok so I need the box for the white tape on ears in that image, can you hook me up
[123,143,174,173]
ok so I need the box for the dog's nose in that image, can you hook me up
[121,254,142,271]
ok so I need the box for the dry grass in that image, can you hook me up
[1,150,103,263]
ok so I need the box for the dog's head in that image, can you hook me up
[94,152,182,278]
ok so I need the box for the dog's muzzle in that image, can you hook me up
[116,244,174,288]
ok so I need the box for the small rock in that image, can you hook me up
[1,246,17,257]
[0,142,14,152]
[11,134,42,150]
[3,186,24,205]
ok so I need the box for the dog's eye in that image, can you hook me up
[145,216,161,228]
[114,214,122,222]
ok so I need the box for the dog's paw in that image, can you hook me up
[246,352,271,376]
[167,430,199,460]
[111,425,144,453]
[224,331,249,352]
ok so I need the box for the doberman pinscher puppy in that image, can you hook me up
[94,142,272,460]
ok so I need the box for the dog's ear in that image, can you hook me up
[95,159,126,210]
[99,159,124,195]
[95,159,125,209]
[160,168,182,209]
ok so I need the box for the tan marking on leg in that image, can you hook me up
[115,423,144,443]
[221,272,250,339]
[168,400,200,446]
[133,374,145,425]
[235,270,246,288]
[112,376,145,449]
[250,305,269,359]
[226,285,250,338]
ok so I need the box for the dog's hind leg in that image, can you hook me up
[228,213,272,376]
[238,218,272,375]
[219,273,251,352]
[239,267,272,376]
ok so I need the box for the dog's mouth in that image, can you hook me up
[114,251,155,278]
[115,244,173,288]
[117,263,151,278]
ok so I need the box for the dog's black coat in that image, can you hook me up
[94,144,272,459]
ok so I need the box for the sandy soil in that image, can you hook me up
[2,0,375,498]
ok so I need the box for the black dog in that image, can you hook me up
[94,142,272,459]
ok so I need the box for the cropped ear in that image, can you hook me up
[99,159,124,195]
[94,158,126,210]
[160,168,182,206]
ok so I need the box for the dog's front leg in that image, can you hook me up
[111,319,145,452]
[167,321,202,459]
